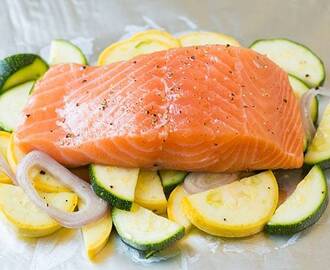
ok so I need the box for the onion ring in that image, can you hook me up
[16,150,108,228]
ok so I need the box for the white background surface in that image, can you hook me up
[0,0,330,269]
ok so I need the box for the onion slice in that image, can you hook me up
[274,169,304,205]
[300,87,330,141]
[183,172,240,194]
[16,151,108,228]
[0,154,17,185]
[300,90,317,141]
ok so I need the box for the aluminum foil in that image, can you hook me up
[0,0,330,269]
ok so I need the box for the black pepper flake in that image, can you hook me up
[315,87,319,90]
[75,103,79,107]
[322,191,325,194]
[65,199,68,202]
[46,203,49,207]
[26,114,31,118]
[133,60,137,64]
[305,74,310,78]
[153,163,158,167]
[283,98,288,103]
[225,44,230,48]
[100,99,108,110]
[223,218,227,221]
[153,113,157,117]
[190,55,196,60]
[40,170,46,175]
[80,66,87,70]
[267,187,271,190]
[231,92,235,97]
[230,97,234,101]
[167,72,174,78]
[65,133,74,138]
[146,110,150,114]
[82,79,87,83]
[110,185,114,189]
[179,110,182,114]
[50,130,54,133]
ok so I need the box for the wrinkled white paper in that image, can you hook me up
[0,1,330,269]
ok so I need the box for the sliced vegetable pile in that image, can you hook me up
[0,29,328,263]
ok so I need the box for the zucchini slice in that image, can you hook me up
[250,39,325,87]
[288,75,318,123]
[0,81,35,132]
[112,204,184,252]
[305,103,330,164]
[265,166,328,234]
[182,171,278,237]
[159,170,187,196]
[178,31,241,47]
[135,170,167,214]
[49,39,87,65]
[0,54,48,94]
[98,30,179,65]
[90,164,139,210]
[167,185,191,230]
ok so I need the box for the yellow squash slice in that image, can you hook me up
[98,29,179,65]
[135,170,167,214]
[0,184,77,237]
[182,171,278,237]
[29,167,70,193]
[7,134,69,192]
[178,31,241,47]
[6,133,25,173]
[131,29,180,48]
[80,201,112,260]
[167,185,191,231]
[0,131,12,183]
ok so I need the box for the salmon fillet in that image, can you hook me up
[15,45,304,172]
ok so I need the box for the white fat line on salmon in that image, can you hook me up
[68,55,158,107]
[55,63,158,138]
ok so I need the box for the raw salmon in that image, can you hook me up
[15,45,304,172]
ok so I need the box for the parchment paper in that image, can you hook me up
[0,0,330,269]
